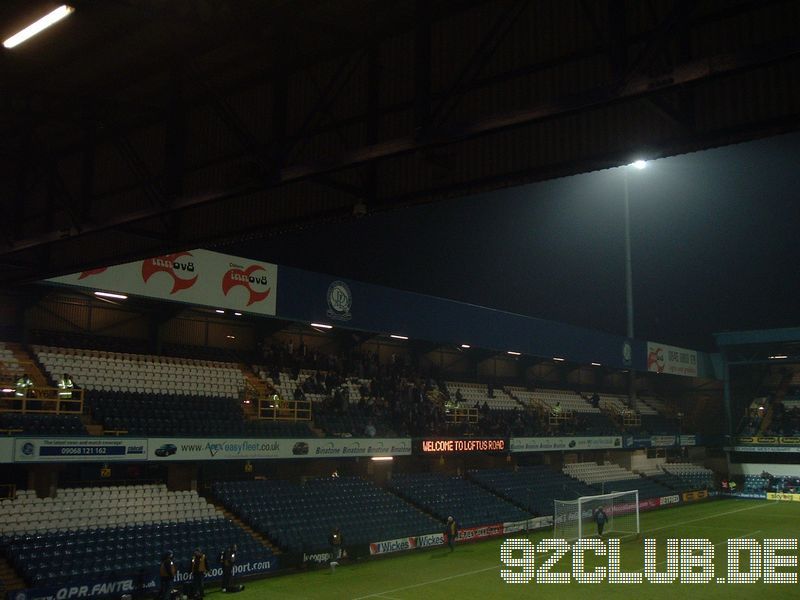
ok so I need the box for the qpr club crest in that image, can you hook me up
[327,280,352,321]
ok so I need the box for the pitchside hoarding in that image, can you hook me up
[510,436,622,453]
[13,437,148,462]
[12,557,279,600]
[2,437,411,463]
[47,249,278,316]
[146,437,412,461]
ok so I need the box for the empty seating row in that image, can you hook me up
[387,472,531,528]
[2,519,268,589]
[214,477,441,554]
[468,466,597,517]
[0,485,220,536]
[34,346,244,398]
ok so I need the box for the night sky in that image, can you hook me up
[229,131,800,352]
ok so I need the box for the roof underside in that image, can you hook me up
[1,0,799,284]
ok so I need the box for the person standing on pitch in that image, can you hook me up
[190,547,208,599]
[445,516,458,552]
[220,543,237,592]
[594,506,608,537]
[159,550,176,600]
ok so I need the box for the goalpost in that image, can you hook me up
[553,489,640,541]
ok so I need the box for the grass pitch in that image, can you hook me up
[225,499,797,599]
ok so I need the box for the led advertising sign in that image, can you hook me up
[419,439,506,453]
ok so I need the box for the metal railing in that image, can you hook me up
[446,408,479,424]
[0,388,84,414]
[257,396,312,421]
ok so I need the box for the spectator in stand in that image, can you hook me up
[455,388,463,404]
[364,420,376,438]
[729,480,738,494]
[591,392,600,409]
[57,373,74,400]
[15,374,33,399]
[293,385,305,402]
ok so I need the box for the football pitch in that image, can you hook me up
[228,498,798,599]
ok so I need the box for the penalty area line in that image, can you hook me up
[351,565,499,599]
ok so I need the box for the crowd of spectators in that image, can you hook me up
[256,341,629,438]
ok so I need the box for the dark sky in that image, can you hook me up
[229,131,800,352]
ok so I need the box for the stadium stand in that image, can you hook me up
[661,462,714,490]
[0,342,21,380]
[562,461,675,499]
[88,391,246,436]
[213,477,441,555]
[387,472,531,527]
[33,346,245,398]
[0,485,270,588]
[0,413,87,435]
[468,466,597,516]
[445,382,519,411]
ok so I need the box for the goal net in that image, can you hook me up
[553,489,640,541]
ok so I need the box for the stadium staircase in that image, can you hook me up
[4,343,48,389]
[0,555,24,592]
[204,495,281,555]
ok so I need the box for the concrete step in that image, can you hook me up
[203,495,281,555]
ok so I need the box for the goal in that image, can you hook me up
[553,490,640,541]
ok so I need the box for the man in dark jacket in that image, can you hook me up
[594,507,609,537]
[445,516,458,552]
[329,526,344,568]
[159,550,176,600]
[220,544,237,592]
[190,548,208,599]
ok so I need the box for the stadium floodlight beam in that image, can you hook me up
[3,5,75,49]
[390,334,408,340]
[94,291,127,300]
[311,323,333,329]
[621,158,648,408]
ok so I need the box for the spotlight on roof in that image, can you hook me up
[226,335,236,340]
[3,5,75,49]
[311,323,333,330]
[390,334,409,340]
[630,159,647,170]
[591,362,602,367]
[553,357,565,362]
[769,355,788,360]
[371,456,394,462]
[94,291,127,300]
[234,312,242,316]
[460,344,471,349]
[215,309,225,314]
[507,351,521,356]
